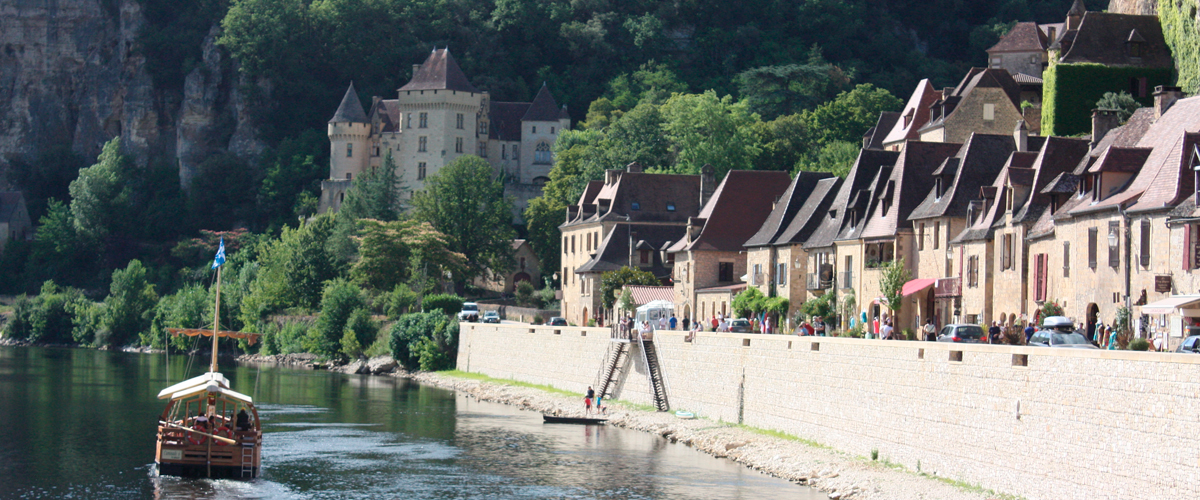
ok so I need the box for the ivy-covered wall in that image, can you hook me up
[1159,0,1200,94]
[1042,62,1173,136]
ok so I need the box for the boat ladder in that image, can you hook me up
[240,443,255,478]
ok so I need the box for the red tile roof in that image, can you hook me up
[682,170,791,252]
[988,22,1048,53]
[1095,97,1200,212]
[624,285,675,305]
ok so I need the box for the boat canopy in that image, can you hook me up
[157,372,230,400]
[168,383,254,405]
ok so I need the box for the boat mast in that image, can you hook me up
[210,265,222,373]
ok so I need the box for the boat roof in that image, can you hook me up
[167,383,254,405]
[156,371,240,401]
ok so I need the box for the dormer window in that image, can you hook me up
[935,178,943,198]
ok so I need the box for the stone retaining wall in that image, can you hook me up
[458,324,1200,500]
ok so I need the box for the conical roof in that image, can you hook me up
[522,83,562,122]
[1067,0,1086,16]
[399,48,480,93]
[329,83,368,124]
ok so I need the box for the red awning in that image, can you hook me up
[901,278,937,297]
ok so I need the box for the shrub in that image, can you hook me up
[385,284,419,319]
[101,260,159,347]
[1128,338,1150,351]
[422,293,463,315]
[388,311,458,371]
[532,316,545,325]
[341,308,376,358]
[307,279,364,358]
[3,295,33,340]
[274,321,311,355]
[514,281,539,308]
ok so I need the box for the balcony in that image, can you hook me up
[934,277,961,298]
[806,274,831,291]
[839,271,854,289]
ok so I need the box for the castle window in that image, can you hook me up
[456,113,464,129]
[419,136,427,152]
[532,126,537,133]
[534,142,552,164]
[346,173,352,180]
[478,142,487,157]
[407,114,412,128]
[455,137,463,153]
[419,112,428,128]
[346,143,353,157]
[418,162,427,180]
[551,127,555,134]
[513,144,520,160]
[479,121,487,135]
[502,144,507,160]
[983,103,995,121]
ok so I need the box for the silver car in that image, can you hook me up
[1028,316,1097,349]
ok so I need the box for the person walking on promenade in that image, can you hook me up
[988,321,1001,344]
[585,386,595,414]
[669,314,678,330]
[923,318,937,341]
[815,317,826,337]
[1024,322,1036,344]
[1108,326,1119,350]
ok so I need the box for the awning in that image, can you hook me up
[1140,295,1200,315]
[901,278,937,297]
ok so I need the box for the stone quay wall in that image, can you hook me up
[458,323,1200,500]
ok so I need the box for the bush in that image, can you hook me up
[385,284,419,319]
[274,321,311,355]
[100,260,159,347]
[532,316,545,325]
[514,281,540,308]
[147,284,210,350]
[422,293,463,315]
[341,308,376,358]
[1128,338,1150,351]
[307,279,364,358]
[388,311,458,371]
[3,295,33,340]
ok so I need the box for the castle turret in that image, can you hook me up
[521,83,565,183]
[328,82,371,182]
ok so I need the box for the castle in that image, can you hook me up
[320,48,570,221]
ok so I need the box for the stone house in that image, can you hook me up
[320,49,570,221]
[669,170,791,322]
[918,68,1027,143]
[474,239,542,294]
[559,163,708,326]
[987,22,1049,79]
[908,131,1038,327]
[0,191,32,256]
[744,173,840,314]
[839,141,960,334]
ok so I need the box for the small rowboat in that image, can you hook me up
[543,415,607,425]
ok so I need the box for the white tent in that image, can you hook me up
[636,300,675,325]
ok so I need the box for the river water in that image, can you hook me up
[0,347,820,499]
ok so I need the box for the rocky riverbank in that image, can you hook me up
[233,353,1007,500]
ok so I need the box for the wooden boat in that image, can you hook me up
[155,243,263,479]
[543,415,608,425]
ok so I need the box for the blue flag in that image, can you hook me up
[212,237,226,269]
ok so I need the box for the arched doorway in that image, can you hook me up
[1086,303,1099,341]
[582,307,589,326]
[511,272,532,292]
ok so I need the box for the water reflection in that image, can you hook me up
[1,347,819,499]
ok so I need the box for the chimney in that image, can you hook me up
[943,88,955,99]
[700,164,716,207]
[605,169,620,185]
[626,161,643,173]
[412,64,421,78]
[1154,86,1184,120]
[1091,109,1120,148]
[1014,120,1028,152]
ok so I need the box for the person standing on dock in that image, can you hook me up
[586,387,595,414]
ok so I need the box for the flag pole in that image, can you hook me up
[211,264,222,373]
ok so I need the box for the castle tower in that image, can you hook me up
[395,48,487,190]
[519,83,569,184]
[328,83,371,181]
[320,83,371,213]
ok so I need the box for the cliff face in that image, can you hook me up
[0,0,263,189]
[1107,0,1158,15]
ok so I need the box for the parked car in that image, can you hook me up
[1028,316,1098,349]
[936,324,985,343]
[728,318,752,333]
[547,317,568,326]
[482,311,500,324]
[458,302,479,323]
[1177,335,1200,353]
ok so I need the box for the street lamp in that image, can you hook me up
[1108,228,1119,248]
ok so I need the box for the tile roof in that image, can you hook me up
[774,177,842,246]
[683,170,792,252]
[802,149,899,249]
[858,142,961,240]
[1040,171,1080,194]
[864,112,900,150]
[522,84,562,122]
[625,285,675,304]
[1059,12,1173,67]
[1012,136,1091,222]
[563,171,702,227]
[988,22,1048,53]
[953,164,1017,243]
[1011,73,1044,84]
[329,83,368,124]
[1092,97,1200,213]
[574,223,683,277]
[910,134,1019,221]
[0,191,27,222]
[371,99,400,132]
[1086,147,1151,173]
[744,171,835,247]
[919,69,1022,134]
[399,49,481,93]
[882,80,940,146]
[490,102,530,141]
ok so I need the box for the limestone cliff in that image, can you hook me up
[0,0,264,189]
[1107,0,1158,15]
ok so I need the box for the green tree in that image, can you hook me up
[1095,91,1142,123]
[411,155,516,288]
[307,279,365,358]
[240,214,343,324]
[659,91,761,177]
[341,307,376,358]
[754,113,815,171]
[422,293,464,315]
[69,138,131,241]
[800,289,836,323]
[879,258,912,318]
[732,287,766,319]
[147,284,211,349]
[795,141,862,178]
[388,311,458,371]
[339,150,405,221]
[257,129,329,227]
[385,283,420,319]
[802,84,903,147]
[599,266,659,310]
[101,260,159,347]
[351,219,465,292]
[736,58,851,119]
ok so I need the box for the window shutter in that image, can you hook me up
[1063,242,1070,278]
[1140,220,1151,268]
[1088,227,1098,269]
[1108,221,1120,268]
[1187,224,1193,271]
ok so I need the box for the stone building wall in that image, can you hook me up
[459,323,1200,500]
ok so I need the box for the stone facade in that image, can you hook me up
[459,323,1200,500]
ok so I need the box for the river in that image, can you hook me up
[0,346,821,499]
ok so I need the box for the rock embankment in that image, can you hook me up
[409,371,1006,500]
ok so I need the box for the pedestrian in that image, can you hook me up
[880,319,893,340]
[658,315,667,330]
[988,321,1001,344]
[710,315,718,332]
[1107,326,1119,350]
[872,316,880,339]
[815,317,827,337]
[682,316,690,331]
[763,315,771,334]
[923,317,937,341]
[1024,322,1036,344]
[669,314,678,330]
[585,386,595,414]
